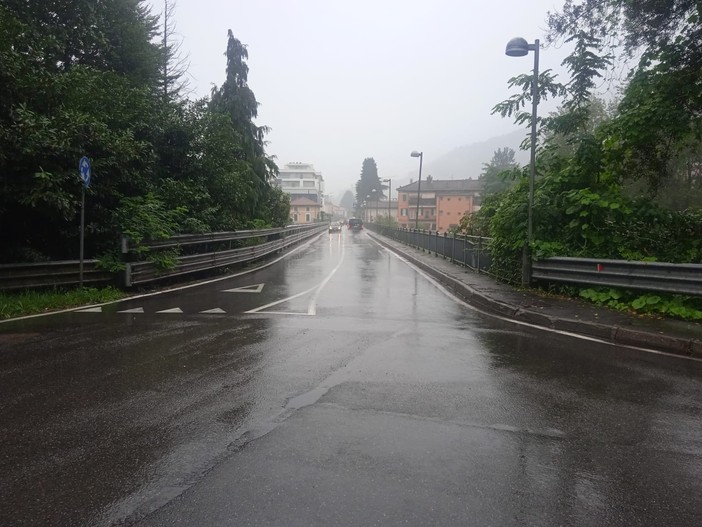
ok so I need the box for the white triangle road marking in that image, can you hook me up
[76,307,102,313]
[222,283,265,293]
[200,308,226,314]
[118,307,144,313]
[157,308,183,314]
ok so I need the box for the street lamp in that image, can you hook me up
[410,151,423,229]
[382,178,391,222]
[505,37,539,287]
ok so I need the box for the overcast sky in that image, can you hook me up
[147,0,573,200]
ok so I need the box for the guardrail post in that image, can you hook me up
[123,263,132,287]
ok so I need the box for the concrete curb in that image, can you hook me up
[369,232,702,360]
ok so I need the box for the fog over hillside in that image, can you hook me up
[399,129,529,187]
[336,129,530,202]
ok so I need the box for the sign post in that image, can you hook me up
[78,156,92,287]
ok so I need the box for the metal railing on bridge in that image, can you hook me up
[366,224,702,298]
[367,224,492,274]
[0,224,326,291]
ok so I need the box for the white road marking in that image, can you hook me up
[117,308,144,314]
[200,308,226,314]
[222,283,265,293]
[157,308,183,314]
[307,242,346,315]
[246,239,346,316]
[76,307,102,313]
[244,284,318,314]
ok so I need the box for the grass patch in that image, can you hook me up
[0,287,125,320]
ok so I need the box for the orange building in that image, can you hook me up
[396,178,481,232]
[290,196,322,224]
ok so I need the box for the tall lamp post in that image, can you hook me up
[382,178,391,222]
[506,37,539,287]
[410,151,423,229]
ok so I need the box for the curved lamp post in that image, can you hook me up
[506,37,539,287]
[410,151,423,229]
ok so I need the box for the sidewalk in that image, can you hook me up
[368,231,702,360]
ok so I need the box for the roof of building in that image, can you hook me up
[290,196,322,207]
[396,178,482,193]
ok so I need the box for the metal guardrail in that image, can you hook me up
[368,225,702,298]
[124,224,325,286]
[532,257,702,297]
[368,225,492,273]
[0,260,115,291]
[0,224,326,291]
[120,228,286,252]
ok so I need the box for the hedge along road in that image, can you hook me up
[0,229,700,526]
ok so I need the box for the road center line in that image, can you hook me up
[245,240,346,316]
[307,242,345,315]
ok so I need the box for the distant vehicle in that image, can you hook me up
[329,221,342,233]
[348,218,363,232]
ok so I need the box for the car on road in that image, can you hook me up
[329,221,342,233]
[348,218,363,232]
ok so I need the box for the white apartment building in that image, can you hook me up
[277,162,325,206]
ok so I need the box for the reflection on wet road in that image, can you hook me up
[1,230,700,526]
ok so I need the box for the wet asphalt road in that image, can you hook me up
[1,230,701,526]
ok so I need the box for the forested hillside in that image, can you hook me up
[0,1,289,264]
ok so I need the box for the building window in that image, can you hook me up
[305,213,311,222]
[293,213,298,222]
[401,208,407,217]
[402,194,407,201]
[294,207,298,212]
[306,207,310,211]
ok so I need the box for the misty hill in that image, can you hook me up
[335,129,530,203]
[397,129,529,188]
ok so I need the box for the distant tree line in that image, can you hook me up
[0,1,289,264]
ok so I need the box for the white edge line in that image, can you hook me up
[1,233,324,324]
[372,239,702,363]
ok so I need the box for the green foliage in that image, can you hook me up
[480,147,520,196]
[579,288,702,321]
[481,0,702,295]
[0,287,125,320]
[116,193,186,250]
[148,248,181,272]
[355,158,383,209]
[96,251,126,273]
[0,5,289,266]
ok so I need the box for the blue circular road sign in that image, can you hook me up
[79,156,91,188]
